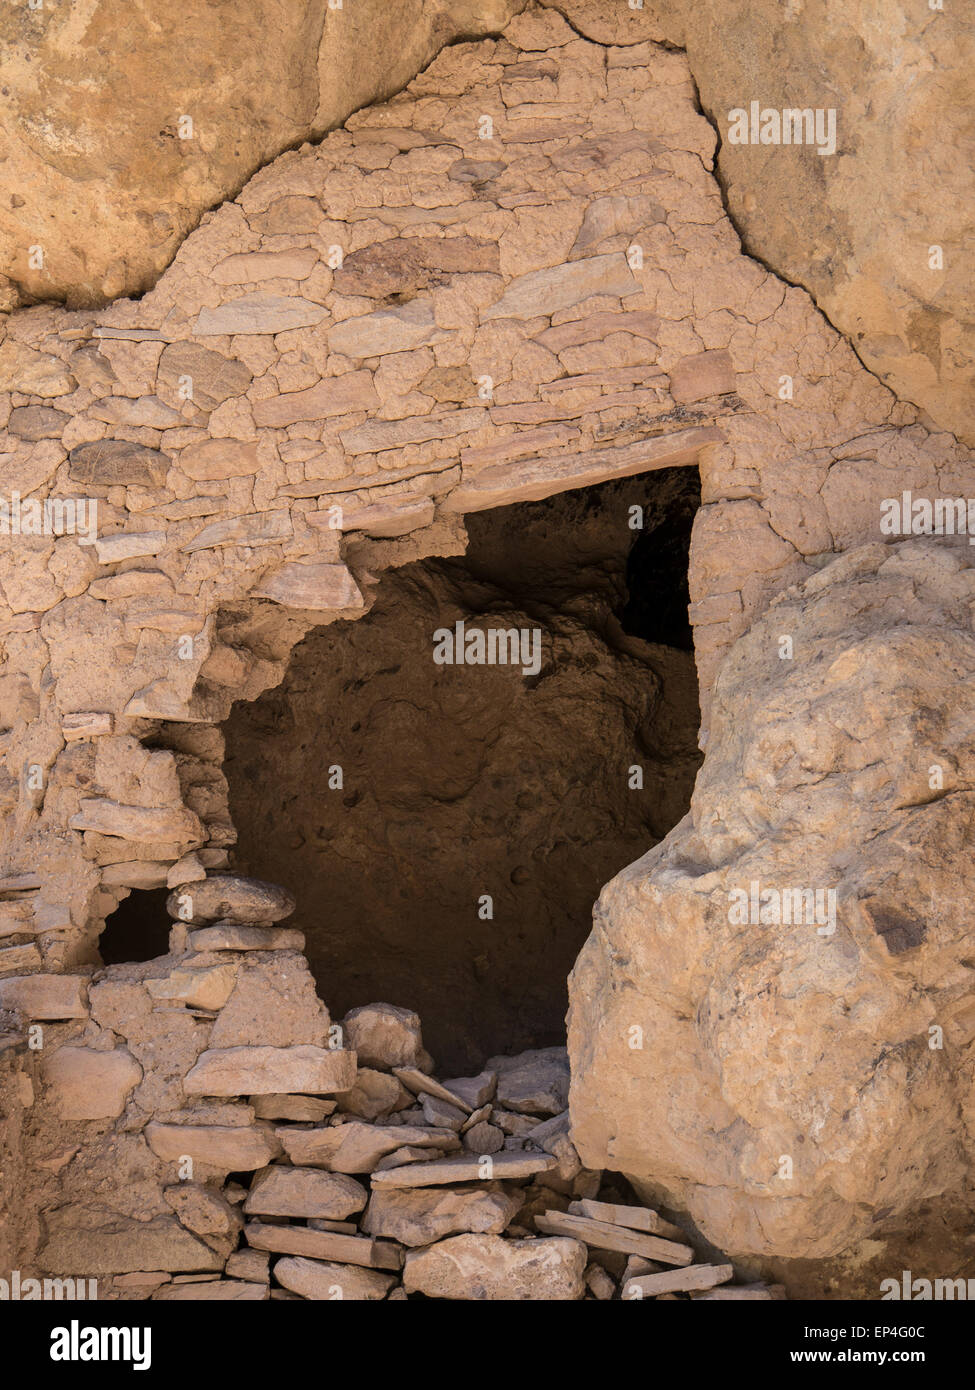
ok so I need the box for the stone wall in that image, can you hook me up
[0,7,973,1293]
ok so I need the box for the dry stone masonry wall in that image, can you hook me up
[0,4,973,1299]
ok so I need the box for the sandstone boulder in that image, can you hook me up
[569,540,975,1260]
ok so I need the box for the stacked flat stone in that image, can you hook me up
[72,884,785,1302]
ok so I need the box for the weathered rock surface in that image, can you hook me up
[362,1184,521,1247]
[184,1046,356,1097]
[403,1233,587,1300]
[0,0,526,306]
[166,875,296,926]
[569,540,975,1261]
[244,1166,367,1220]
[274,1255,395,1301]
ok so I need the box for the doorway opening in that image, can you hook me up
[222,466,702,1073]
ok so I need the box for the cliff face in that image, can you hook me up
[0,2,972,1298]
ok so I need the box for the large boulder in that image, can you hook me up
[569,540,975,1272]
[0,0,525,307]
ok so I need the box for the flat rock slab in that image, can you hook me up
[145,1122,281,1173]
[154,1280,269,1301]
[370,1151,558,1189]
[188,925,305,953]
[569,1198,685,1243]
[252,562,364,613]
[244,1166,367,1220]
[166,875,296,926]
[68,439,169,487]
[277,1121,458,1174]
[40,1215,223,1277]
[41,1046,141,1121]
[195,294,328,335]
[274,1256,395,1302]
[625,1263,734,1298]
[0,974,88,1020]
[403,1233,586,1300]
[535,1211,695,1266]
[362,1183,521,1248]
[244,1221,402,1271]
[184,1046,356,1097]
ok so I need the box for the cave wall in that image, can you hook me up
[0,5,971,1286]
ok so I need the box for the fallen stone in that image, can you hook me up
[184,1046,357,1097]
[488,1047,570,1117]
[535,1211,694,1266]
[361,1184,521,1248]
[371,1150,558,1189]
[420,1093,467,1131]
[337,1068,411,1121]
[273,1256,395,1302]
[462,1122,504,1155]
[244,1166,367,1220]
[625,1264,734,1298]
[586,1263,617,1300]
[42,1046,141,1121]
[441,1070,497,1109]
[165,874,295,926]
[343,1004,429,1073]
[403,1233,586,1300]
[391,1067,473,1114]
[693,1283,785,1300]
[569,1198,685,1243]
